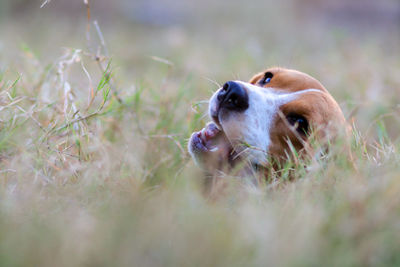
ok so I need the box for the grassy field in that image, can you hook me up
[0,1,400,266]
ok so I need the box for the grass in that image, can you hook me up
[0,0,400,266]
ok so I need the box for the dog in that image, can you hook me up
[188,67,347,180]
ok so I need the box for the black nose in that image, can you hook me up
[217,81,249,111]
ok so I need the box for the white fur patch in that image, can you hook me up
[209,81,322,164]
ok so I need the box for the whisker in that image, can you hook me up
[231,72,241,81]
[200,112,209,120]
[202,76,221,88]
[191,100,210,112]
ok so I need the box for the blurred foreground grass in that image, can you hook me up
[0,0,400,266]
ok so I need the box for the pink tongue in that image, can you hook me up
[202,123,221,141]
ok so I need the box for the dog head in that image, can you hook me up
[189,67,347,172]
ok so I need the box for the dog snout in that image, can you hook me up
[217,81,249,112]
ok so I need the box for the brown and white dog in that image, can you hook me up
[188,67,347,179]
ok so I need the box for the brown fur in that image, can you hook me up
[249,67,347,164]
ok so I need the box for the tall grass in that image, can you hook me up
[0,0,400,266]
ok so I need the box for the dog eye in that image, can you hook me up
[259,72,273,85]
[286,114,309,135]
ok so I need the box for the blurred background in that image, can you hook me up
[1,1,399,97]
[0,0,399,141]
[0,2,400,266]
[1,0,399,76]
[1,0,398,118]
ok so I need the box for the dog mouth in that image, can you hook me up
[191,122,222,153]
[189,122,238,164]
